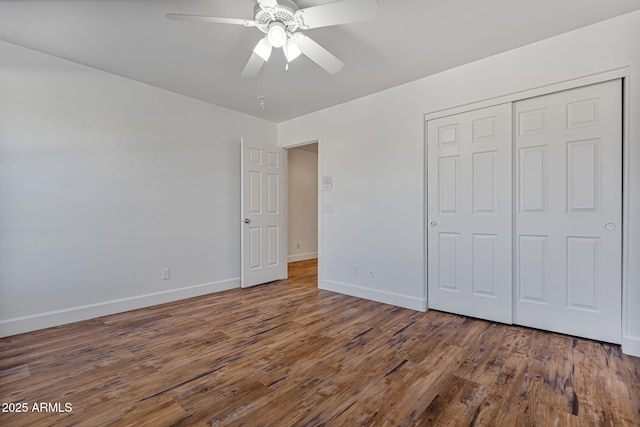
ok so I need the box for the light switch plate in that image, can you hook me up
[322,175,333,191]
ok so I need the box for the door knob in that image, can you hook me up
[430,221,437,227]
[604,222,616,231]
[244,218,251,224]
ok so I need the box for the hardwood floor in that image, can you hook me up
[1,259,639,426]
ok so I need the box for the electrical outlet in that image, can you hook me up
[368,266,375,279]
[161,268,171,280]
[296,243,301,249]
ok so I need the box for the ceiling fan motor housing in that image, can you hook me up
[254,0,300,34]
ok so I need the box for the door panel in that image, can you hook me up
[518,235,547,303]
[514,79,622,343]
[241,139,287,287]
[427,103,513,324]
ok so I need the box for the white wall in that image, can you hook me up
[277,11,640,356]
[287,146,318,262]
[0,41,277,336]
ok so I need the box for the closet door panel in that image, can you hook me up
[427,103,513,324]
[514,79,622,344]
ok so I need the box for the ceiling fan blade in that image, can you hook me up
[297,0,379,29]
[165,13,256,27]
[242,38,272,78]
[257,0,279,8]
[292,34,344,74]
[241,52,266,78]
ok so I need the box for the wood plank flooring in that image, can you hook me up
[1,259,639,426]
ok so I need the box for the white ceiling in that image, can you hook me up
[1,0,639,123]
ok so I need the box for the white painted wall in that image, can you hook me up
[277,11,640,356]
[0,41,277,336]
[287,146,318,262]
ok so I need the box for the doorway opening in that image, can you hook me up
[286,142,319,276]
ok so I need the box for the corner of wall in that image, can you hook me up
[319,279,427,312]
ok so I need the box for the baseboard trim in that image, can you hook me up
[622,334,640,357]
[320,279,426,312]
[0,278,240,338]
[288,252,318,262]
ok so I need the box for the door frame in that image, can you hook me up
[424,67,632,353]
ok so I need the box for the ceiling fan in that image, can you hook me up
[166,0,379,78]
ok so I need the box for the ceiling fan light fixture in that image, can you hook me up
[253,37,273,61]
[267,22,287,48]
[284,39,302,62]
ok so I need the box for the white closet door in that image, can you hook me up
[514,80,622,343]
[427,103,513,324]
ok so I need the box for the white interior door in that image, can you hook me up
[241,138,287,287]
[427,103,513,324]
[514,80,622,343]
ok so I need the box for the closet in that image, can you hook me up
[426,79,622,343]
